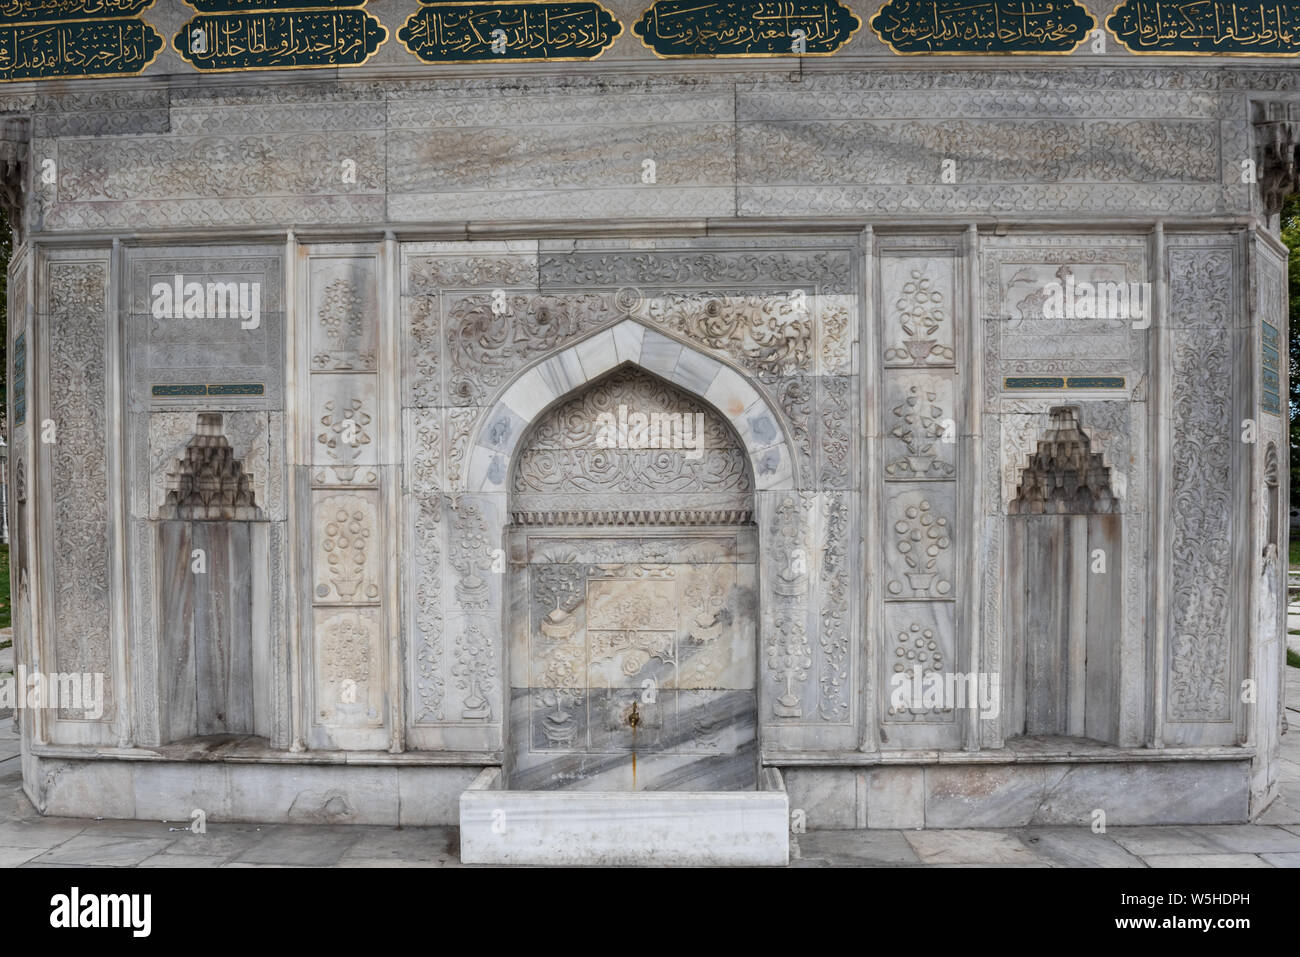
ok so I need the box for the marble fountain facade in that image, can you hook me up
[0,39,1294,863]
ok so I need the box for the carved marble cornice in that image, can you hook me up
[1253,100,1300,218]
[511,508,753,527]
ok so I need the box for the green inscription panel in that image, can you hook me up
[0,0,153,22]
[399,2,621,62]
[0,18,163,80]
[1004,376,1127,390]
[174,8,387,71]
[633,0,860,57]
[1108,0,1300,54]
[871,0,1095,53]
[1262,320,1281,415]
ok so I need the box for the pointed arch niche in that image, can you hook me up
[469,320,798,792]
[1004,407,1122,744]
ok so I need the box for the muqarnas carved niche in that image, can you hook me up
[160,413,260,521]
[1007,407,1117,516]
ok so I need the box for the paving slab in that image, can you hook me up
[1016,827,1146,868]
[794,829,921,866]
[31,834,175,867]
[1142,853,1272,868]
[1261,853,1300,867]
[1107,826,1224,857]
[1193,824,1300,854]
[336,826,459,866]
[232,824,364,867]
[903,829,1038,865]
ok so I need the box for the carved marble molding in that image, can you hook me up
[468,318,797,495]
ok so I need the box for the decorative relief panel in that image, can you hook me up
[313,606,384,728]
[882,602,958,725]
[883,373,957,481]
[981,239,1148,385]
[882,256,956,368]
[47,258,113,719]
[510,366,753,523]
[884,485,956,600]
[309,257,378,372]
[312,492,382,605]
[311,373,378,486]
[1166,244,1236,724]
[409,495,445,725]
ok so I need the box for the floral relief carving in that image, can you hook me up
[322,612,372,686]
[412,498,445,724]
[314,276,375,371]
[887,498,953,598]
[452,620,497,720]
[446,293,613,406]
[511,367,751,499]
[818,494,851,722]
[643,293,814,378]
[1168,322,1233,721]
[885,268,955,366]
[767,614,811,719]
[885,383,956,479]
[450,499,494,611]
[314,494,381,603]
[48,261,113,719]
[404,295,440,407]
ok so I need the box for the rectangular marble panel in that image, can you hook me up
[881,253,957,368]
[309,372,379,486]
[123,245,285,411]
[883,371,958,481]
[307,252,380,373]
[883,483,957,601]
[45,255,114,721]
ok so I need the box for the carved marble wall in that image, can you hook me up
[16,68,1289,234]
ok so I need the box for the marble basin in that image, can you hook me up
[459,767,789,866]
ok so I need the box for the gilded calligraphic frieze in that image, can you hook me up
[870,0,1095,54]
[0,18,163,81]
[0,0,153,21]
[174,8,388,71]
[1108,0,1300,54]
[184,0,364,10]
[634,0,860,57]
[399,2,621,63]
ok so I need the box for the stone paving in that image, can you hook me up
[1,668,1298,868]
